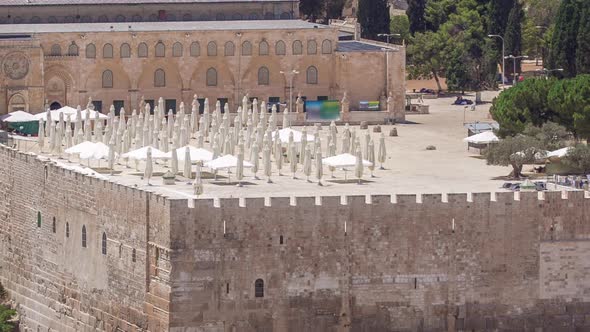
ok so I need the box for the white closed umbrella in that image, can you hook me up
[315,149,323,186]
[355,147,364,184]
[170,147,178,174]
[144,147,153,185]
[38,119,45,151]
[378,132,387,169]
[183,146,192,179]
[304,145,312,182]
[49,121,57,155]
[341,130,350,154]
[250,142,260,179]
[193,162,204,196]
[108,138,116,175]
[65,117,73,150]
[274,135,283,176]
[95,117,103,143]
[300,127,308,165]
[236,151,244,186]
[368,140,376,177]
[282,108,290,128]
[263,145,272,183]
[289,143,297,179]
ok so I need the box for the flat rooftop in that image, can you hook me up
[0,20,329,34]
[12,91,537,201]
[337,41,397,52]
[1,0,294,5]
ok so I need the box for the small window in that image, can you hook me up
[275,40,286,55]
[249,13,259,20]
[224,41,235,56]
[118,243,123,258]
[113,100,124,115]
[165,99,177,113]
[103,43,114,58]
[102,232,107,255]
[132,248,136,262]
[207,42,217,56]
[86,43,96,58]
[226,283,230,294]
[154,69,166,87]
[52,217,56,233]
[279,235,283,244]
[37,211,41,228]
[292,40,303,55]
[190,42,200,56]
[232,13,243,20]
[318,96,329,101]
[216,13,226,21]
[48,16,58,23]
[68,43,79,56]
[280,12,292,19]
[172,42,183,57]
[132,15,142,22]
[258,67,269,85]
[306,66,318,84]
[66,222,70,238]
[120,43,131,58]
[138,42,148,58]
[98,15,109,22]
[259,41,269,56]
[115,15,126,22]
[50,44,61,56]
[102,70,113,88]
[82,225,87,248]
[264,12,274,20]
[31,16,41,23]
[242,41,252,56]
[321,40,332,54]
[254,279,264,298]
[307,40,317,55]
[155,42,165,57]
[206,68,217,86]
[81,15,92,23]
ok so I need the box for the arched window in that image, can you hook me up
[31,16,41,23]
[258,67,269,85]
[307,40,317,55]
[207,42,217,56]
[306,66,318,84]
[66,222,70,238]
[86,43,96,58]
[81,225,87,248]
[216,13,226,21]
[224,41,235,56]
[52,217,56,233]
[120,43,131,58]
[155,42,165,57]
[172,42,183,57]
[264,12,274,20]
[50,44,61,56]
[232,13,243,20]
[255,279,264,298]
[168,14,177,21]
[182,13,192,21]
[259,41,269,56]
[190,42,200,57]
[103,43,114,58]
[37,211,41,228]
[249,13,259,20]
[102,232,107,255]
[138,42,148,58]
[68,43,79,56]
[280,12,292,19]
[102,70,113,88]
[154,69,166,87]
[81,15,92,23]
[242,41,252,56]
[132,248,136,262]
[275,40,286,55]
[48,16,57,23]
[292,40,303,55]
[322,40,333,54]
[131,15,142,22]
[115,15,126,22]
[206,68,217,86]
[98,15,109,22]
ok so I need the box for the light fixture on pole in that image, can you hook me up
[487,34,505,87]
[538,68,563,79]
[504,55,528,85]
[280,69,299,113]
[377,33,401,45]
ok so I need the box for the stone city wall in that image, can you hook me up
[0,145,171,331]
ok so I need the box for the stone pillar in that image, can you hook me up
[295,92,305,123]
[341,91,350,122]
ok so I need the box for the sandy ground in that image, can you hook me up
[13,91,517,200]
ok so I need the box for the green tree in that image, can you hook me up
[0,305,16,332]
[563,144,590,173]
[522,122,570,151]
[358,0,391,40]
[503,1,524,78]
[485,135,545,178]
[576,3,590,74]
[407,0,427,34]
[300,0,325,21]
[407,31,446,92]
[548,0,581,77]
[326,0,346,21]
[548,75,590,139]
[424,0,456,32]
[390,14,410,41]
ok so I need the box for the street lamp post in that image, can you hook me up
[280,69,299,112]
[487,34,505,87]
[538,68,564,79]
[535,25,547,66]
[504,55,528,85]
[377,34,400,97]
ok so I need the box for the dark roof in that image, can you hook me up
[0,0,294,5]
[464,122,499,134]
[0,20,330,33]
[336,41,396,53]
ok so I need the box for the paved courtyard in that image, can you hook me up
[14,90,514,199]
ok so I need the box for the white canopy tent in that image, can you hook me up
[64,141,97,155]
[547,147,573,158]
[205,154,254,170]
[121,146,169,160]
[79,142,112,160]
[0,111,36,123]
[273,128,315,144]
[463,131,499,144]
[164,146,213,162]
[322,153,373,168]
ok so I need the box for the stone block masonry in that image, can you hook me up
[3,143,590,331]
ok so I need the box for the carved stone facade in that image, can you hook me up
[0,21,406,122]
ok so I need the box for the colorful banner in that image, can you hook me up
[305,100,340,121]
[359,101,380,111]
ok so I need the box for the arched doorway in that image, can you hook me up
[50,101,61,110]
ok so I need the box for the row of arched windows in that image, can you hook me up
[74,39,333,59]
[2,12,293,25]
[100,66,319,88]
[50,42,79,56]
[38,212,138,262]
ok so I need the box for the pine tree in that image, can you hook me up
[300,0,325,22]
[358,0,391,40]
[326,0,346,22]
[576,2,590,74]
[407,0,427,35]
[548,0,581,77]
[503,1,524,80]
